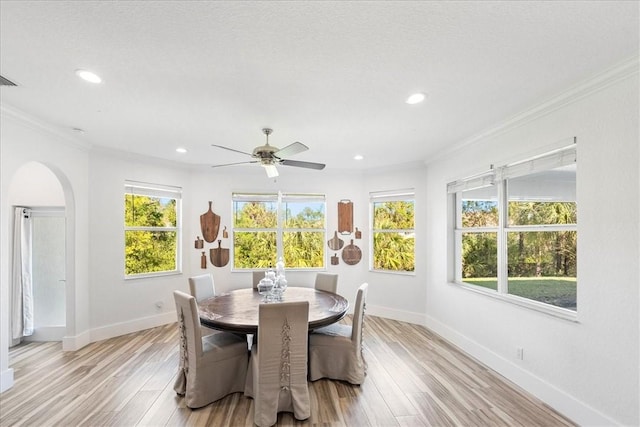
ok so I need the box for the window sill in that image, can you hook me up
[370,269,416,277]
[124,270,182,281]
[451,281,579,323]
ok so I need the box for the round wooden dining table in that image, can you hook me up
[197,287,349,334]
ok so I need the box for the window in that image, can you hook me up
[124,181,182,278]
[449,143,577,312]
[370,189,415,273]
[232,192,325,269]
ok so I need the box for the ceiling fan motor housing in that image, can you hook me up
[252,145,279,164]
[254,128,278,164]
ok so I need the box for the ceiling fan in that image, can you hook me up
[211,128,326,178]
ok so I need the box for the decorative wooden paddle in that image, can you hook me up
[210,240,230,267]
[200,201,220,243]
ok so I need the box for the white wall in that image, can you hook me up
[0,109,91,392]
[7,162,65,207]
[424,67,639,425]
[87,150,429,340]
[363,166,428,324]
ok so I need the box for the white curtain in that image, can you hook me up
[11,207,34,341]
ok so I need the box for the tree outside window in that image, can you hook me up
[233,193,325,269]
[459,186,499,289]
[124,182,181,277]
[371,190,415,273]
[451,144,577,311]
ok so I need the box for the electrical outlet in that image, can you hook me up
[516,347,524,360]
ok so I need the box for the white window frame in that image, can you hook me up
[124,180,182,279]
[448,142,577,320]
[369,188,416,275]
[232,191,326,270]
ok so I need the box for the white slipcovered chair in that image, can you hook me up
[308,282,369,385]
[244,301,311,427]
[188,273,216,302]
[188,274,219,336]
[173,290,249,409]
[314,273,338,294]
[252,271,264,290]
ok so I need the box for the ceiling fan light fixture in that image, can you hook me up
[263,164,279,178]
[406,92,426,104]
[75,69,102,84]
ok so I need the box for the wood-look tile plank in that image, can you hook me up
[309,379,343,424]
[366,349,419,417]
[395,414,428,427]
[135,381,183,427]
[339,395,371,427]
[1,315,576,427]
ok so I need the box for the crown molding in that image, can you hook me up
[1,103,92,152]
[427,55,639,164]
[90,145,192,170]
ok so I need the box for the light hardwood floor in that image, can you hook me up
[0,315,575,426]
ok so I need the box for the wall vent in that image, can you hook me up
[0,75,18,86]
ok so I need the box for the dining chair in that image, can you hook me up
[252,271,264,290]
[308,282,369,385]
[188,274,220,337]
[244,301,311,427]
[314,273,338,294]
[173,290,249,409]
[188,273,216,302]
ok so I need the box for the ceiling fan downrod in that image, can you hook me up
[262,128,273,145]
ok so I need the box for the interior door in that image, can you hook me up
[28,209,66,341]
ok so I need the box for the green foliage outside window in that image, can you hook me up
[461,200,577,281]
[124,194,178,276]
[460,197,577,309]
[233,197,325,269]
[234,230,277,268]
[506,201,577,277]
[372,200,415,272]
[461,200,498,285]
[454,151,577,310]
[462,232,497,285]
[461,200,498,227]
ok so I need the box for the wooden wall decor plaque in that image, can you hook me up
[342,239,362,265]
[338,200,353,234]
[210,240,230,267]
[200,201,220,243]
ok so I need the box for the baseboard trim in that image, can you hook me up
[90,311,177,344]
[24,326,66,342]
[0,368,14,393]
[366,304,427,326]
[62,329,91,351]
[423,314,618,426]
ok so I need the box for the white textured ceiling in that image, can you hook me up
[1,1,638,172]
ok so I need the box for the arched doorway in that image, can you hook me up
[7,161,73,344]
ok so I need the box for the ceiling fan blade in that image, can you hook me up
[211,144,253,156]
[280,159,326,170]
[273,142,308,158]
[211,160,258,168]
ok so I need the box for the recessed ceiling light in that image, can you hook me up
[354,155,364,160]
[406,92,426,104]
[176,147,187,153]
[75,69,102,84]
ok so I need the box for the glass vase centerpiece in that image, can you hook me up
[257,272,275,302]
[271,257,287,301]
